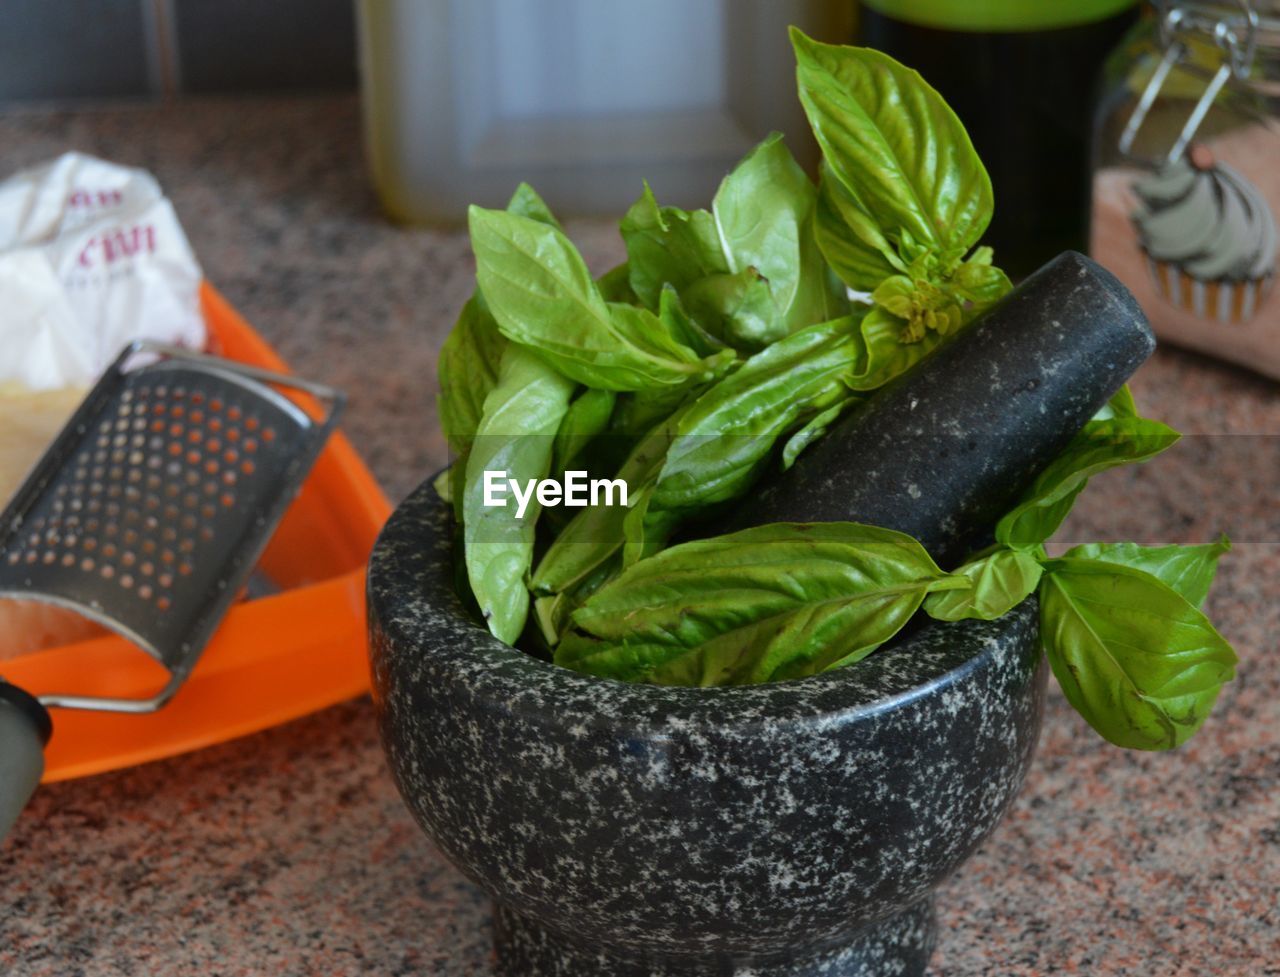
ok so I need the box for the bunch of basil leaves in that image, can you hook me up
[436,29,1236,752]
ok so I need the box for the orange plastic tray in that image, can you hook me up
[3,283,390,782]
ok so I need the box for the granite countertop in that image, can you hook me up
[1,97,1277,976]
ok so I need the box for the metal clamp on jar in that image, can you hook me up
[1090,0,1280,375]
[1119,0,1260,162]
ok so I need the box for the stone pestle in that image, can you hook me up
[717,251,1156,567]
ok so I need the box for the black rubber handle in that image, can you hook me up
[0,681,51,840]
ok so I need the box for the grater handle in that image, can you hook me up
[0,682,52,841]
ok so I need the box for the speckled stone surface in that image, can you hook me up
[491,900,937,977]
[368,487,1044,976]
[0,98,1277,976]
[731,253,1155,567]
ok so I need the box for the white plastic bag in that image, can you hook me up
[0,152,205,390]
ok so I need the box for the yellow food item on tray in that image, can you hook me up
[0,384,105,659]
[0,384,84,505]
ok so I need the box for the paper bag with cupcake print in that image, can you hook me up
[1094,138,1280,377]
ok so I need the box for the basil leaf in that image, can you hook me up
[609,302,729,369]
[597,262,638,304]
[533,554,620,648]
[530,405,683,601]
[463,345,575,644]
[1061,537,1230,609]
[846,304,939,391]
[924,547,1043,622]
[439,184,564,517]
[604,311,736,462]
[608,377,709,448]
[711,132,841,333]
[469,206,713,390]
[1040,558,1237,750]
[620,184,726,309]
[1091,384,1139,421]
[529,498,630,607]
[506,181,563,229]
[560,522,963,686]
[681,267,780,351]
[806,224,854,327]
[538,313,864,605]
[790,29,993,253]
[438,292,507,455]
[658,285,728,358]
[949,246,1012,312]
[431,468,452,504]
[996,416,1181,550]
[781,396,859,470]
[533,592,569,649]
[652,317,861,511]
[552,387,616,476]
[815,160,904,291]
[712,134,804,275]
[622,137,842,348]
[626,316,865,562]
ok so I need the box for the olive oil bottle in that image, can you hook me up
[859,0,1140,278]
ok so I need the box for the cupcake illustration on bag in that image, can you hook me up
[1131,145,1278,323]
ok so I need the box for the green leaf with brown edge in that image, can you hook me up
[1039,558,1237,750]
[559,522,964,686]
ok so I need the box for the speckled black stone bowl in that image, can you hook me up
[368,483,1046,977]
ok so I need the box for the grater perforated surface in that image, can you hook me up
[0,348,341,677]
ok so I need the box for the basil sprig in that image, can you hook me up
[435,30,1237,752]
[620,133,846,351]
[914,401,1234,749]
[558,523,965,686]
[793,29,1012,371]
